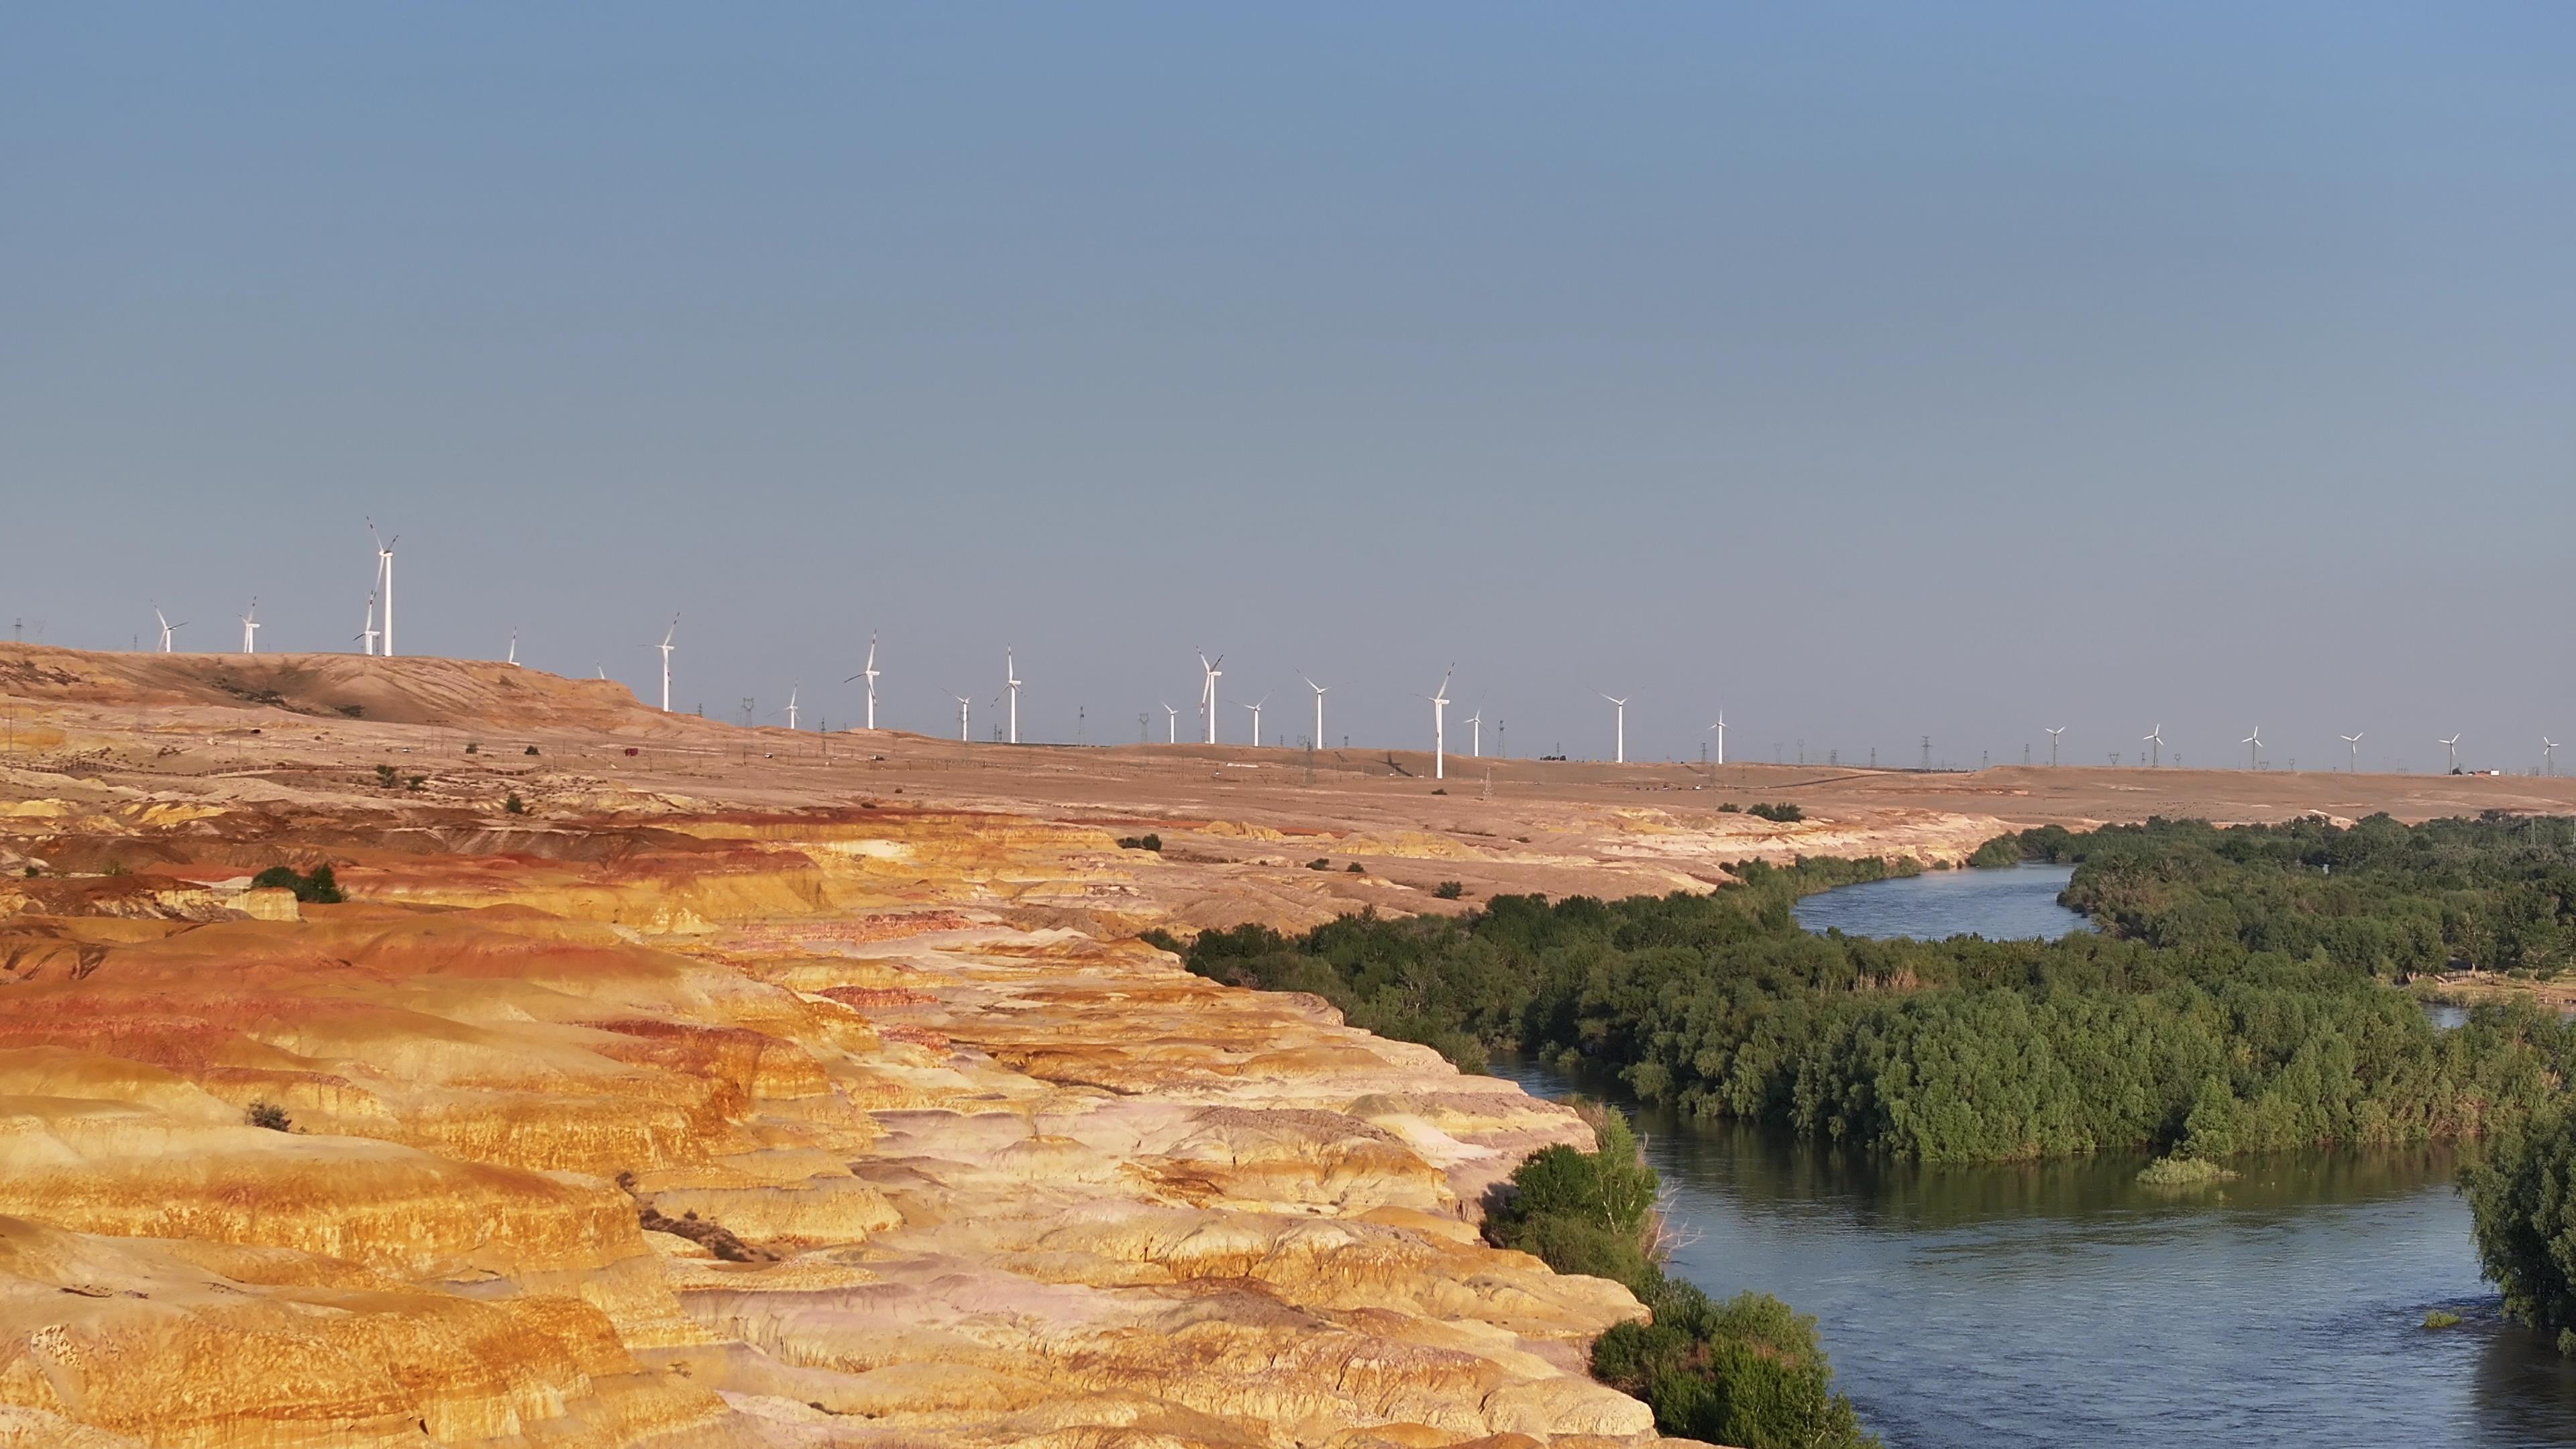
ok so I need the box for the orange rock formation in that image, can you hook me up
[0,648,1717,1448]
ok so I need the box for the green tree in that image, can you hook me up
[2465,1110,2576,1354]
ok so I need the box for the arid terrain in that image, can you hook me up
[1,643,2569,1448]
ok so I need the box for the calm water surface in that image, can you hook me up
[1792,861,2090,941]
[1497,865,2576,1448]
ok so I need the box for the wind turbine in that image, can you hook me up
[1601,693,1629,765]
[506,629,519,667]
[2142,724,2162,768]
[2440,734,2462,773]
[1465,705,1483,759]
[358,585,379,656]
[1707,712,1726,766]
[1426,669,1454,780]
[154,607,185,653]
[655,617,678,712]
[238,600,260,655]
[953,693,972,743]
[1162,702,1179,744]
[2243,727,2263,771]
[366,520,398,657]
[842,632,881,730]
[780,686,800,731]
[2546,738,2560,777]
[1240,694,1269,746]
[1197,652,1224,745]
[1300,674,1329,749]
[1005,649,1021,745]
[2045,726,2065,766]
[2341,732,2363,771]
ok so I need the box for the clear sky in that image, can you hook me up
[6,5,2572,773]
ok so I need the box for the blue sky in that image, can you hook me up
[5,5,2573,770]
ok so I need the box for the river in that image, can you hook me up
[1495,863,2576,1448]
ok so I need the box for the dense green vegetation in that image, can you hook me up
[1488,1107,1876,1448]
[1174,814,2576,1163]
[250,863,343,904]
[2466,1110,2576,1353]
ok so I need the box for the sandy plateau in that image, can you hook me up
[1,645,2571,1449]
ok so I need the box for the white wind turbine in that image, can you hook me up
[1242,694,1269,747]
[1300,674,1329,749]
[238,599,260,655]
[2045,726,2066,766]
[780,686,800,731]
[2341,731,2364,771]
[154,606,186,653]
[1426,668,1454,780]
[2440,734,2463,773]
[843,632,881,731]
[655,617,678,712]
[1707,712,1727,766]
[2546,738,2560,777]
[366,521,398,657]
[1162,702,1179,745]
[953,693,972,743]
[1601,693,1629,765]
[1466,705,1483,758]
[506,629,519,667]
[1197,652,1224,745]
[2243,726,2263,771]
[2142,724,2162,768]
[358,582,380,656]
[1005,649,1021,745]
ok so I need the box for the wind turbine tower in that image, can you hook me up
[657,617,678,712]
[366,521,398,657]
[506,629,519,667]
[1601,694,1629,765]
[1707,712,1726,766]
[2547,738,2561,777]
[843,633,881,730]
[954,694,972,742]
[2440,734,2463,772]
[1162,702,1179,745]
[2143,724,2162,768]
[1242,694,1269,746]
[239,600,260,655]
[1466,706,1482,759]
[1428,669,1453,780]
[1006,649,1021,745]
[154,608,184,653]
[1197,653,1224,745]
[2243,727,2263,771]
[782,686,800,731]
[2341,732,2364,772]
[1301,675,1328,750]
[2046,726,2065,766]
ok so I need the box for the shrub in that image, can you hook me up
[374,763,399,788]
[503,794,526,815]
[1137,928,1185,955]
[1346,862,1364,873]
[1746,802,1804,823]
[406,775,427,791]
[1717,802,1741,813]
[1117,834,1163,852]
[2423,1309,2463,1330]
[19,865,35,878]
[2465,1109,2576,1354]
[525,745,540,756]
[464,743,479,755]
[245,1101,292,1132]
[1434,881,1465,900]
[1307,858,1332,871]
[251,863,343,904]
[1487,1108,1878,1449]
[1430,787,1447,796]
[1968,833,2025,869]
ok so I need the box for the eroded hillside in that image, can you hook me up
[0,649,1718,1448]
